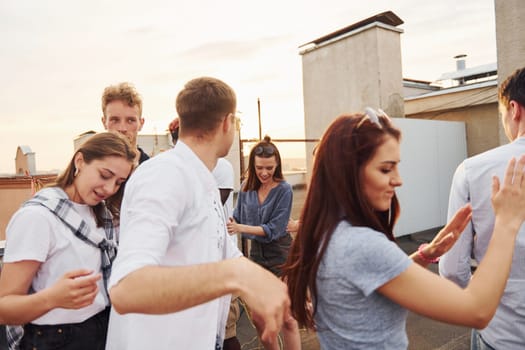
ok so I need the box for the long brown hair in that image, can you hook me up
[242,135,284,192]
[49,132,136,226]
[283,113,401,329]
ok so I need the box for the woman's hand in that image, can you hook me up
[227,218,239,235]
[45,269,101,310]
[423,204,472,261]
[286,219,300,233]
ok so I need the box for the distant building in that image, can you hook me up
[404,58,498,157]
[15,145,36,176]
[73,131,173,158]
[74,130,97,150]
[300,10,406,183]
[402,78,439,97]
[298,11,493,237]
[135,133,173,157]
[0,174,56,240]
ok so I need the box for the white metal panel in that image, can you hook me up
[393,118,466,237]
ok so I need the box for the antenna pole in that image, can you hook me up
[257,98,262,140]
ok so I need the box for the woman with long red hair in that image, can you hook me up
[283,109,525,349]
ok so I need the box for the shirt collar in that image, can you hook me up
[174,141,218,192]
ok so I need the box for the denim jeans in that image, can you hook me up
[471,329,496,350]
[250,233,292,277]
[20,307,109,350]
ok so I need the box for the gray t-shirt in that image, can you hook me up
[315,220,412,349]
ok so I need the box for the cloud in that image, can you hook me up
[176,35,292,62]
[127,25,157,35]
[0,0,499,173]
[143,35,295,87]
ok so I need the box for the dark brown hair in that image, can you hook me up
[283,113,401,329]
[499,66,525,109]
[242,135,284,192]
[49,132,136,226]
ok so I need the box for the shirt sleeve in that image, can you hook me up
[212,158,234,190]
[259,183,293,242]
[337,227,412,296]
[438,162,473,288]
[4,206,54,263]
[108,162,189,288]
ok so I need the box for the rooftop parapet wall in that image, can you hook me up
[0,175,56,240]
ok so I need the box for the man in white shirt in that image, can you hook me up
[170,116,242,349]
[106,77,290,350]
[439,67,525,350]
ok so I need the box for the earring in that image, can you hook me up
[74,168,79,177]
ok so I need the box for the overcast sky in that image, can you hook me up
[0,0,497,173]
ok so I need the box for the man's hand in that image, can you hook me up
[235,257,290,343]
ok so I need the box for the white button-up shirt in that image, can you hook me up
[439,137,525,349]
[107,141,241,350]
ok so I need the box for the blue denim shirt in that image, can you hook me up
[233,181,292,243]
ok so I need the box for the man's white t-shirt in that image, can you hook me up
[212,158,237,247]
[106,141,241,350]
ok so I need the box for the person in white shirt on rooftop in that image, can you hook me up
[105,77,290,350]
[440,67,525,350]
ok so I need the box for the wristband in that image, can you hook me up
[417,243,440,264]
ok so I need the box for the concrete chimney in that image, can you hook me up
[300,11,404,183]
[15,146,36,175]
[454,54,467,71]
[301,11,405,133]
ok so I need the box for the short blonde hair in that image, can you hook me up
[102,82,143,117]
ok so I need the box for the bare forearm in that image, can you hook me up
[409,252,430,268]
[281,317,301,350]
[237,223,266,237]
[110,258,244,315]
[0,291,53,324]
[110,256,290,345]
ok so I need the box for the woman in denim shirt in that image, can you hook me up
[227,136,293,277]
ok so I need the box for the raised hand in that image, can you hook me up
[423,204,472,260]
